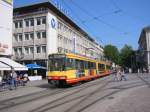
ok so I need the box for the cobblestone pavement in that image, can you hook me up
[0,73,150,112]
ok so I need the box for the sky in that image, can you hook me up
[14,0,150,50]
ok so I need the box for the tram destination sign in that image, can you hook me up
[49,54,66,59]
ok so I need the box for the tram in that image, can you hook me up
[47,53,112,86]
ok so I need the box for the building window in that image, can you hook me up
[37,18,41,25]
[36,46,41,53]
[42,32,46,38]
[36,16,46,25]
[14,48,18,55]
[58,22,60,29]
[30,19,34,26]
[30,47,34,54]
[15,22,18,28]
[25,20,29,27]
[37,32,41,39]
[42,17,46,24]
[63,26,68,32]
[19,21,23,28]
[25,47,29,54]
[25,34,29,40]
[42,46,46,53]
[18,48,22,55]
[14,20,23,28]
[18,34,23,41]
[30,33,34,40]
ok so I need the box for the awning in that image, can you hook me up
[0,62,11,70]
[26,64,46,69]
[0,57,28,71]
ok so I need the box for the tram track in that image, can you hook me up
[0,76,110,111]
[1,74,148,112]
[0,88,62,110]
[64,80,147,112]
[0,76,110,103]
[32,75,149,112]
[29,79,111,112]
[66,80,149,112]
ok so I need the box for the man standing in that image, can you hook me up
[113,69,118,81]
[120,69,127,81]
[9,69,17,90]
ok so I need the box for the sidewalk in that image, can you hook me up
[0,80,48,101]
[106,85,150,112]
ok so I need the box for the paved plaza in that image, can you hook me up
[0,73,150,112]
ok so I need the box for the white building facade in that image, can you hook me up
[138,26,150,72]
[13,2,104,73]
[0,1,28,80]
[0,0,13,56]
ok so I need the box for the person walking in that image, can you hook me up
[117,68,122,81]
[120,68,127,81]
[113,69,118,81]
[9,69,17,90]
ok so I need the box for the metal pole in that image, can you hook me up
[147,51,150,73]
[131,55,132,73]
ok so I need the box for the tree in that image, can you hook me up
[104,44,119,64]
[119,44,134,68]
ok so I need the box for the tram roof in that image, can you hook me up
[66,53,110,65]
[48,53,111,65]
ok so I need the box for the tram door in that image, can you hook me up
[88,62,96,76]
[75,60,85,77]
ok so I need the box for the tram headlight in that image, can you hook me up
[60,76,66,79]
[48,76,52,79]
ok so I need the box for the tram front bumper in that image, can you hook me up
[48,76,67,80]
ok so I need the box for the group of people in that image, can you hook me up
[1,70,29,90]
[114,68,127,81]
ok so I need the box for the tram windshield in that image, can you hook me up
[48,54,66,71]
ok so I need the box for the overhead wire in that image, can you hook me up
[61,0,93,33]
[69,0,129,35]
[82,10,122,23]
[109,0,144,23]
[61,0,105,46]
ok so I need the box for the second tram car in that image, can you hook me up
[47,53,111,86]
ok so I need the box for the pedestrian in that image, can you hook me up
[22,73,29,86]
[120,68,127,81]
[113,69,118,81]
[9,69,17,90]
[117,68,122,81]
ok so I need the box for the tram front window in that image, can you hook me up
[49,58,65,71]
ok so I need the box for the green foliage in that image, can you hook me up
[104,44,134,68]
[119,44,134,68]
[104,44,119,64]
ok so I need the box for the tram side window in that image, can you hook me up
[75,60,85,70]
[88,62,96,69]
[66,58,75,70]
[98,64,105,71]
[84,61,88,69]
[49,58,65,71]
